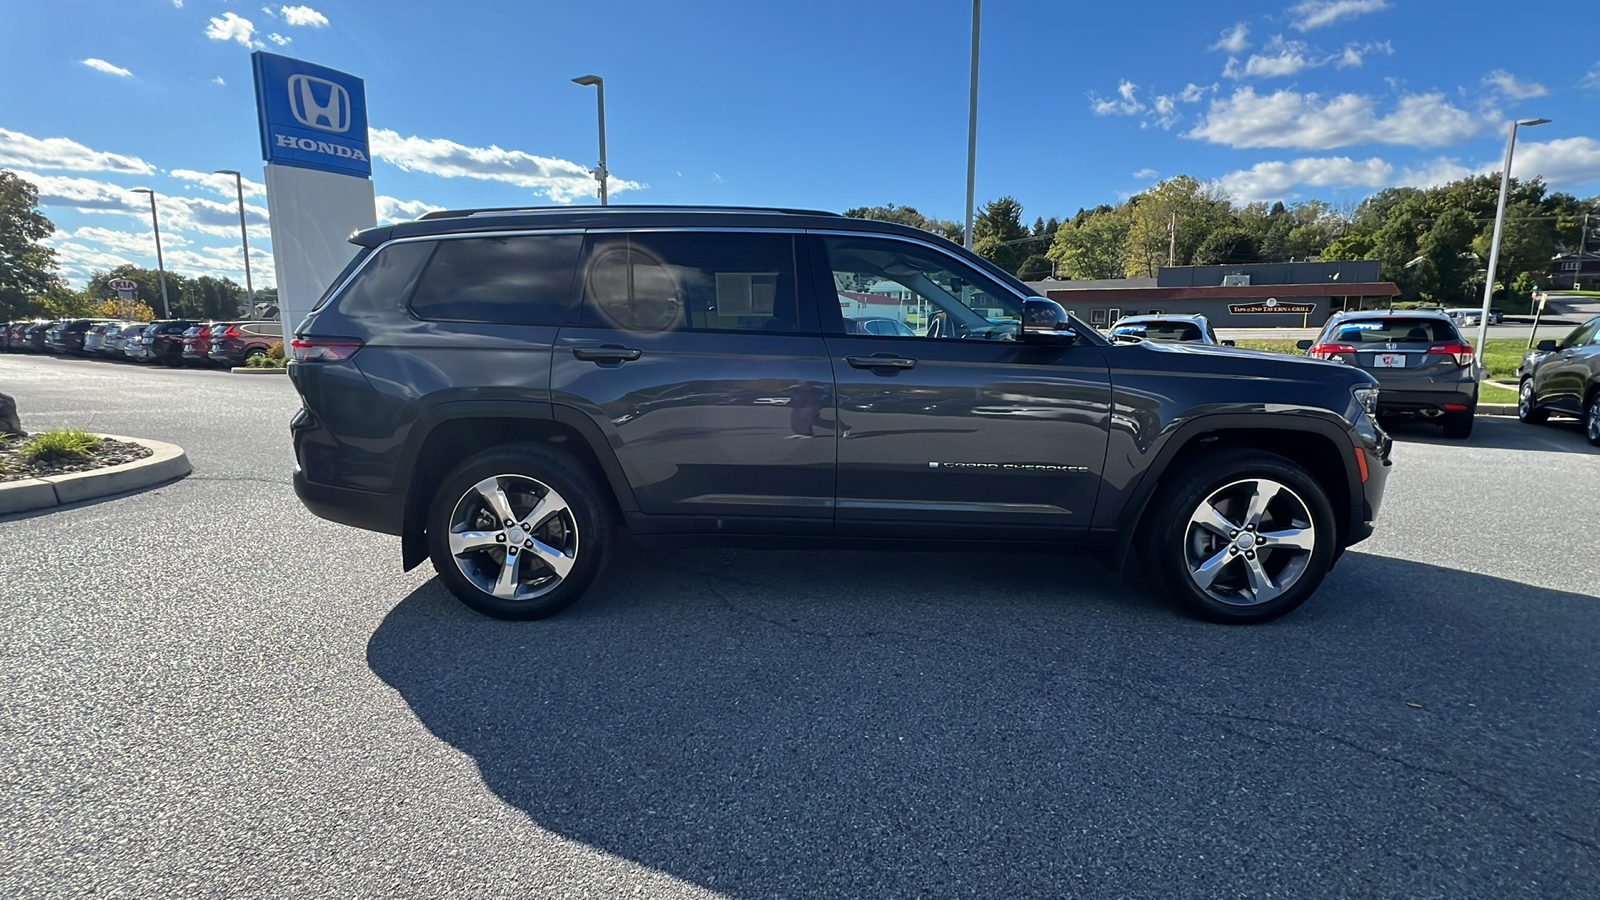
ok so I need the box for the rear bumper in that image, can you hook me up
[293,468,403,536]
[1375,385,1476,414]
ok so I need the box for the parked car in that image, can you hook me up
[209,320,284,365]
[103,322,147,359]
[0,321,26,351]
[289,205,1392,625]
[1298,311,1479,439]
[133,320,198,365]
[24,321,56,352]
[1107,314,1232,346]
[83,322,123,356]
[841,315,916,337]
[181,322,222,365]
[1517,315,1600,445]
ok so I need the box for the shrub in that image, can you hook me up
[245,340,288,367]
[20,428,101,463]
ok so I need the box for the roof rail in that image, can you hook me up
[417,204,844,221]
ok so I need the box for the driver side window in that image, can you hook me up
[821,235,1020,340]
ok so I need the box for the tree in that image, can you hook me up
[1047,206,1130,280]
[1016,254,1054,281]
[1193,226,1260,265]
[972,196,1034,275]
[1121,176,1234,276]
[843,204,964,243]
[1413,209,1476,303]
[91,297,156,321]
[87,265,191,319]
[0,170,59,320]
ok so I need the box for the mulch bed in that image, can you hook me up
[0,435,153,484]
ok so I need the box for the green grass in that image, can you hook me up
[1479,383,1519,404]
[19,428,101,463]
[1234,339,1307,356]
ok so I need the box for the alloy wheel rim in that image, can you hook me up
[447,474,578,602]
[1183,478,1315,607]
[1520,382,1533,417]
[1589,400,1600,440]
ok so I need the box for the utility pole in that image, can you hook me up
[963,0,980,249]
[1167,213,1176,269]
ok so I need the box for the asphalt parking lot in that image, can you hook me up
[2,354,1597,899]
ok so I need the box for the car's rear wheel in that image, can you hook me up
[426,443,613,620]
[1585,391,1600,447]
[1518,379,1548,425]
[1142,449,1337,624]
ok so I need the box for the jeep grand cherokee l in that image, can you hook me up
[289,206,1391,624]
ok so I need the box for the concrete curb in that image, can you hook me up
[230,366,286,375]
[1478,404,1517,417]
[0,435,190,515]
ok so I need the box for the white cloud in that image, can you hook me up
[262,6,277,17]
[1337,41,1392,68]
[172,0,182,7]
[1287,0,1390,32]
[171,169,266,198]
[1210,23,1251,54]
[1482,69,1548,100]
[711,173,723,183]
[1216,137,1600,203]
[1584,62,1600,92]
[1149,94,1178,129]
[1178,83,1212,103]
[376,195,444,223]
[66,226,188,256]
[1132,168,1159,179]
[82,58,131,77]
[1089,80,1146,116]
[14,169,271,241]
[269,33,291,45]
[206,12,259,48]
[212,76,226,86]
[0,129,153,174]
[368,128,641,203]
[1187,87,1489,150]
[1218,156,1394,201]
[280,6,328,27]
[1239,41,1317,79]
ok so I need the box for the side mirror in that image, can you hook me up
[1537,340,1557,352]
[1222,339,1236,346]
[1021,298,1078,343]
[1295,339,1313,350]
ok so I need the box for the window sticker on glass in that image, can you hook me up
[715,272,779,316]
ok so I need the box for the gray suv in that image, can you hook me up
[288,206,1391,624]
[1299,311,1480,439]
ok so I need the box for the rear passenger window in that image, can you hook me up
[334,241,433,316]
[408,234,582,325]
[581,232,800,332]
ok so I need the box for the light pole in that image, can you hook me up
[130,188,171,318]
[214,170,255,319]
[572,75,608,205]
[963,0,980,249]
[1475,117,1549,364]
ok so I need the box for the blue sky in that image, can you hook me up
[3,0,1598,287]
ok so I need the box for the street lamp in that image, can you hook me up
[963,0,980,249]
[1475,117,1549,364]
[214,170,255,319]
[571,75,608,205]
[130,188,171,318]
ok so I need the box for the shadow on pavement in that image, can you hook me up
[1386,414,1596,453]
[368,546,1600,897]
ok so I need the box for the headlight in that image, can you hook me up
[1352,385,1380,419]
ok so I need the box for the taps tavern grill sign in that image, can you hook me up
[1229,298,1316,315]
[252,51,372,179]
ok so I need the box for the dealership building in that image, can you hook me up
[1026,260,1400,329]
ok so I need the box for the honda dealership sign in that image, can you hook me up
[252,52,371,178]
[252,51,376,335]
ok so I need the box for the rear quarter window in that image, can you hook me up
[331,241,434,316]
[407,234,583,326]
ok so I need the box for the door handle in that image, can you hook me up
[846,354,917,370]
[573,345,642,363]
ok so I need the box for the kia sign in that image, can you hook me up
[107,279,139,293]
[252,52,371,178]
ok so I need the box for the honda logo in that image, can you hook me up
[287,74,350,133]
[1385,342,1397,350]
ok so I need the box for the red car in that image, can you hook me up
[208,320,284,365]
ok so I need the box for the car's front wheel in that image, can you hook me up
[1143,449,1337,624]
[426,443,613,620]
[1586,391,1600,447]
[1518,379,1548,425]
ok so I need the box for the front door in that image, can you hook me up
[551,230,836,529]
[813,233,1112,539]
[1539,319,1600,413]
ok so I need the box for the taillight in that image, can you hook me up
[290,337,363,361]
[1308,342,1357,360]
[224,325,242,336]
[1428,342,1474,365]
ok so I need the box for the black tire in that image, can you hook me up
[426,443,613,620]
[1442,404,1475,439]
[1518,378,1548,425]
[1585,391,1600,448]
[1140,448,1338,624]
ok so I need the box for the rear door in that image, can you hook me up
[551,229,836,530]
[813,233,1111,539]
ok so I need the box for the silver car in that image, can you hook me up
[1107,314,1232,346]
